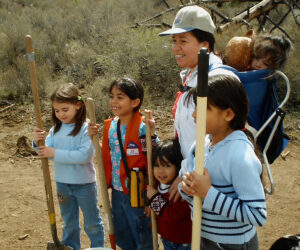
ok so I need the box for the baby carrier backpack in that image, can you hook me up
[210,64,291,194]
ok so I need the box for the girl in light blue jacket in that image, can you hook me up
[33,83,104,250]
[180,74,266,250]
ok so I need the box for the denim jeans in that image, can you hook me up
[161,238,191,250]
[56,182,105,250]
[201,233,259,250]
[111,189,153,250]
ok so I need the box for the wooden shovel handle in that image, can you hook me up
[86,98,116,250]
[25,35,60,245]
[145,110,159,250]
[192,49,209,250]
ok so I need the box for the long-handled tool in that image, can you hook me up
[25,35,72,250]
[145,110,159,250]
[191,48,209,250]
[86,98,116,250]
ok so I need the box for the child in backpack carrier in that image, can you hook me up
[224,32,292,72]
[250,34,292,71]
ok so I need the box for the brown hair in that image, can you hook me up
[50,83,86,136]
[252,34,292,70]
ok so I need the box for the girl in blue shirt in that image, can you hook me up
[180,75,267,250]
[33,83,104,250]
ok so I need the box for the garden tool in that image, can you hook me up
[86,98,116,250]
[192,48,209,250]
[25,35,72,250]
[145,110,159,250]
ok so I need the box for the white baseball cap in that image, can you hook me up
[159,5,216,36]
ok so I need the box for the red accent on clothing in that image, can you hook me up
[172,72,192,118]
[172,91,184,119]
[101,112,148,194]
[153,192,192,244]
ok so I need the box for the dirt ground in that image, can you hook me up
[0,102,299,250]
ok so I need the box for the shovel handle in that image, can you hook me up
[86,98,116,250]
[192,48,209,250]
[25,35,60,246]
[145,110,159,250]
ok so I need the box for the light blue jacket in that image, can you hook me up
[33,122,96,184]
[179,131,267,244]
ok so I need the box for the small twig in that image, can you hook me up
[132,23,171,29]
[264,14,293,41]
[281,151,290,160]
[162,0,170,8]
[18,234,29,240]
[15,153,39,162]
[291,0,300,9]
[282,0,300,25]
[270,9,291,32]
[204,5,231,22]
[0,103,14,113]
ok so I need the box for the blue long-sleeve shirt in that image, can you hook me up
[179,131,267,245]
[33,122,96,184]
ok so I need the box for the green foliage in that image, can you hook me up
[0,0,299,119]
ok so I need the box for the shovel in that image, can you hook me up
[86,98,116,250]
[145,110,159,250]
[191,48,209,250]
[25,35,72,250]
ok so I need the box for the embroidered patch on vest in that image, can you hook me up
[127,141,139,156]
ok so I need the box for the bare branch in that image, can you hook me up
[291,0,300,9]
[264,14,293,40]
[132,0,299,38]
[282,0,300,24]
[162,0,170,8]
[0,103,14,113]
[204,5,231,22]
[218,0,279,32]
[270,9,292,32]
[131,1,230,28]
[131,6,181,27]
[131,23,172,29]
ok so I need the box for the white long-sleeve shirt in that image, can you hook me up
[174,53,238,176]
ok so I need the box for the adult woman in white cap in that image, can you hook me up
[159,5,238,201]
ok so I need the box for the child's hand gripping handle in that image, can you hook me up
[145,110,159,250]
[192,48,209,250]
[86,98,116,250]
[25,35,67,248]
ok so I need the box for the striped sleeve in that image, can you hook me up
[203,186,267,227]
